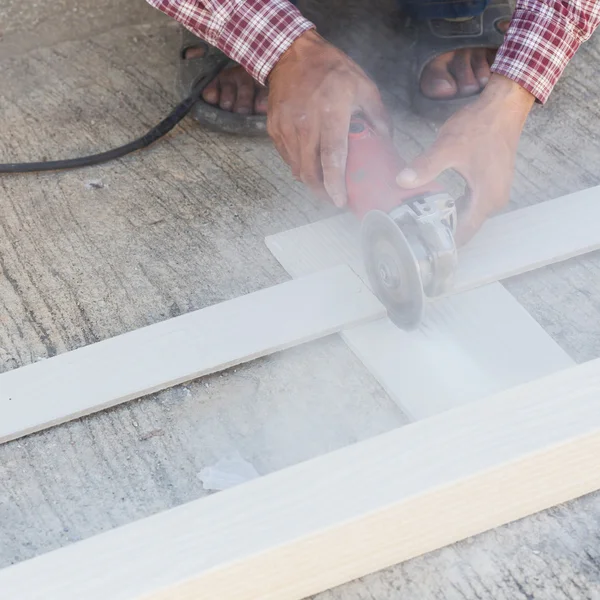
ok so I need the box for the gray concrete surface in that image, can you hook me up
[1,1,600,598]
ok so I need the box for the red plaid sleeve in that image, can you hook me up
[146,0,315,84]
[492,0,600,103]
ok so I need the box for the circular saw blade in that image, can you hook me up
[361,210,425,330]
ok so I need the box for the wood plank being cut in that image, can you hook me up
[341,284,573,419]
[0,266,384,445]
[266,185,600,295]
[2,357,600,600]
[265,208,575,420]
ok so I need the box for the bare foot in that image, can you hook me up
[185,46,268,115]
[420,21,509,100]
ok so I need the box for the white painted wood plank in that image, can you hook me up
[455,185,600,293]
[265,213,574,420]
[265,186,600,295]
[3,358,600,600]
[0,266,384,445]
[343,284,573,419]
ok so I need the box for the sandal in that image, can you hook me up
[409,0,512,121]
[177,27,269,136]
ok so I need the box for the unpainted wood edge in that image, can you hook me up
[2,357,600,599]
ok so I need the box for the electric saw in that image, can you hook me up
[345,116,458,330]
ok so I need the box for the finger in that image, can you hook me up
[298,119,326,197]
[396,139,455,189]
[360,87,393,140]
[320,109,352,208]
[267,115,293,169]
[281,121,302,177]
[267,98,295,169]
[275,138,292,169]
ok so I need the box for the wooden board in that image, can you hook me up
[265,214,575,420]
[2,357,600,600]
[0,266,385,445]
[265,186,600,296]
[342,284,574,419]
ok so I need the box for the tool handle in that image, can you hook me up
[345,116,442,219]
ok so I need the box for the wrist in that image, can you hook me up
[268,29,323,84]
[481,74,535,117]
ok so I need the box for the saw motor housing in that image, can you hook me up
[346,117,458,329]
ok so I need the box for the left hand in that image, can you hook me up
[267,30,391,208]
[396,74,535,245]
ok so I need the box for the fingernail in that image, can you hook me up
[332,195,346,208]
[397,168,417,185]
[479,76,489,87]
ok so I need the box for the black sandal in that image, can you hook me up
[177,26,269,136]
[409,0,512,121]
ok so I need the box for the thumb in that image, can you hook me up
[396,142,453,190]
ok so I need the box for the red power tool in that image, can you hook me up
[345,116,458,329]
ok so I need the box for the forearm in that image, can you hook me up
[491,0,600,102]
[146,0,315,83]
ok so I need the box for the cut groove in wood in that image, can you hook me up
[266,213,575,420]
[265,186,600,295]
[0,266,385,445]
[2,357,600,600]
[342,283,574,419]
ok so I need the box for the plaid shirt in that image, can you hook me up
[147,0,600,103]
[492,0,600,102]
[148,0,314,84]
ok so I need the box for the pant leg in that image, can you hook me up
[287,0,488,26]
[398,0,489,21]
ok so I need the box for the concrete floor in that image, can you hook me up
[2,1,600,598]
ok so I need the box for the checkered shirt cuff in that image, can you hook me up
[219,0,315,83]
[491,0,595,103]
[149,0,315,84]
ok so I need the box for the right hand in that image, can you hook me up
[397,74,534,245]
[267,30,392,208]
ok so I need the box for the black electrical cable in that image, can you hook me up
[0,57,229,174]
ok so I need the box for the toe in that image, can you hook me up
[231,70,256,114]
[184,46,205,60]
[449,49,480,97]
[471,48,491,88]
[234,82,254,114]
[202,79,219,105]
[497,19,510,34]
[420,53,458,99]
[219,81,236,111]
[254,87,269,114]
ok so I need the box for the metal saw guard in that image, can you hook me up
[361,193,458,329]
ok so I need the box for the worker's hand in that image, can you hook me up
[396,74,535,245]
[267,30,391,208]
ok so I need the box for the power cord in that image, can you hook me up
[0,57,229,174]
